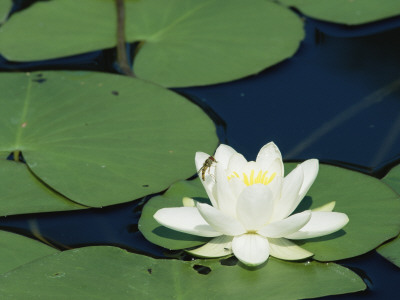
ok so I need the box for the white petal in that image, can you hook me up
[284,211,349,240]
[197,203,246,236]
[232,234,270,266]
[268,238,313,260]
[227,153,248,174]
[228,177,246,199]
[187,235,233,258]
[258,210,311,238]
[312,201,336,212]
[297,159,319,202]
[266,157,284,178]
[272,165,304,221]
[214,144,237,169]
[256,142,283,176]
[236,185,274,231]
[268,175,283,205]
[215,164,238,217]
[154,207,221,237]
[195,152,218,208]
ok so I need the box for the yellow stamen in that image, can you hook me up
[249,170,254,185]
[243,173,250,186]
[266,172,276,184]
[255,170,262,184]
[227,170,276,186]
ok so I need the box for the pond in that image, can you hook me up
[0,0,399,299]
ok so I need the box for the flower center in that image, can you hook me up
[227,170,276,186]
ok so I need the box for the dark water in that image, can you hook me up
[1,2,400,299]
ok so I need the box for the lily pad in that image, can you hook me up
[0,0,304,87]
[0,0,11,24]
[140,164,400,261]
[0,246,365,299]
[279,0,400,25]
[377,165,400,267]
[285,163,400,261]
[376,235,400,268]
[0,159,84,216]
[382,163,400,194]
[0,71,218,207]
[139,180,210,250]
[0,230,58,274]
[376,237,400,268]
[128,0,304,87]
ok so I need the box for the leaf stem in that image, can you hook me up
[115,0,135,77]
[13,150,20,162]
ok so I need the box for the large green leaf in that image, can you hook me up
[0,230,58,274]
[0,159,84,216]
[0,71,218,207]
[279,0,400,25]
[0,0,304,87]
[0,0,11,24]
[128,0,304,87]
[285,163,400,261]
[0,246,365,299]
[140,164,400,261]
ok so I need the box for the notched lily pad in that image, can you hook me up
[140,163,400,262]
[0,230,58,274]
[0,0,304,87]
[0,159,84,216]
[0,71,218,208]
[279,0,400,25]
[0,246,365,299]
[128,0,305,87]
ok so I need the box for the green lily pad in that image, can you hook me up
[128,0,304,87]
[140,164,400,261]
[0,0,11,24]
[376,235,400,268]
[0,246,365,299]
[0,159,84,216]
[0,0,304,87]
[279,0,400,25]
[0,71,218,207]
[382,163,400,194]
[285,163,400,261]
[0,230,58,274]
[377,165,400,267]
[139,180,210,250]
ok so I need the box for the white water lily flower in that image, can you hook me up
[154,142,349,266]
